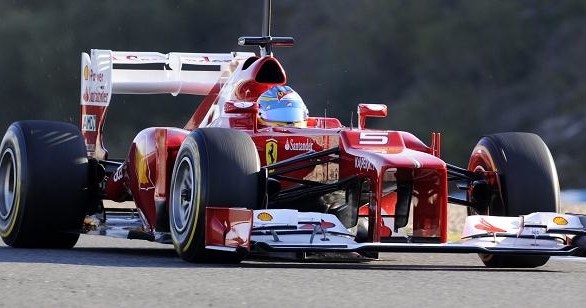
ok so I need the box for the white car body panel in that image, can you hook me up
[80,49,255,107]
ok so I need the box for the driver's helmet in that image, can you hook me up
[257,86,308,128]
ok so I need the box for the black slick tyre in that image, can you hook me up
[0,121,88,248]
[468,132,559,268]
[169,128,260,263]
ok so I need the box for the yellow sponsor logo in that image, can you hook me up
[83,65,89,81]
[135,149,150,185]
[553,216,568,225]
[257,212,273,221]
[265,139,278,165]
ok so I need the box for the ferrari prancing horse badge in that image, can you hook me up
[266,138,278,165]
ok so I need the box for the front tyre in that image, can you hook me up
[0,121,88,248]
[468,132,559,268]
[169,128,260,263]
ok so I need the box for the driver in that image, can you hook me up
[257,86,309,128]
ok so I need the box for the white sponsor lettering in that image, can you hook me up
[359,132,389,145]
[113,166,124,182]
[82,115,97,131]
[354,157,374,171]
[182,56,232,64]
[89,69,104,82]
[284,138,314,151]
[83,88,109,103]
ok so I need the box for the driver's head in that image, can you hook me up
[257,86,308,128]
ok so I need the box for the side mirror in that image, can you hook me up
[224,101,260,132]
[224,101,259,114]
[357,104,387,129]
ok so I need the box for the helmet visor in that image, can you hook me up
[260,105,308,123]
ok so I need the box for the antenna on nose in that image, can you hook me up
[238,0,295,57]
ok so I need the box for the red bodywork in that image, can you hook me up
[84,55,449,243]
[205,207,253,250]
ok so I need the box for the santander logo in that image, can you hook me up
[284,138,314,151]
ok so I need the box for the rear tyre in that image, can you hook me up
[169,128,260,263]
[468,132,559,268]
[0,121,88,248]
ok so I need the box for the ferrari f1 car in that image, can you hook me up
[1,1,585,267]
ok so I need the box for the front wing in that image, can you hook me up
[206,209,586,257]
[84,208,586,258]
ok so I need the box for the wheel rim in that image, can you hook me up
[171,157,197,234]
[468,147,500,216]
[0,148,16,221]
[470,165,489,216]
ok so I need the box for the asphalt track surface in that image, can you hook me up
[0,235,584,308]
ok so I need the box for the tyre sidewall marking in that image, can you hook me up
[473,144,498,172]
[169,137,203,254]
[0,128,24,238]
[182,138,202,253]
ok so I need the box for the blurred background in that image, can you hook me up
[1,0,585,191]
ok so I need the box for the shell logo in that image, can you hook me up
[257,212,273,221]
[553,216,568,225]
[82,88,89,102]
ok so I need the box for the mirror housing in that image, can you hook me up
[358,104,387,129]
[224,101,259,114]
[224,101,259,132]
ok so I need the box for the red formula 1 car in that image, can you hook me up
[1,1,585,267]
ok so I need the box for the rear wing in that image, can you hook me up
[80,49,256,106]
[79,49,255,159]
